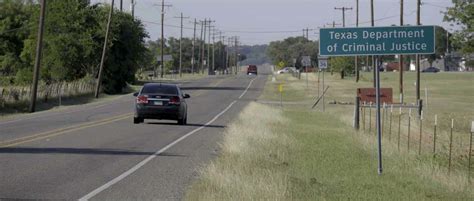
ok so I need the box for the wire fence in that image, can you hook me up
[0,79,96,109]
[359,102,473,181]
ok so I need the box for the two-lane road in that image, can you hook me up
[0,66,270,200]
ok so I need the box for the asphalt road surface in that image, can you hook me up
[0,65,271,200]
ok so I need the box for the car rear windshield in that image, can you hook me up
[141,85,178,95]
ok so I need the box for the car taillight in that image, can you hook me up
[137,95,148,104]
[169,96,180,105]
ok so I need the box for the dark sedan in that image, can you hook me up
[133,83,190,125]
[422,67,440,73]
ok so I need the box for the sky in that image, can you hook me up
[93,0,456,45]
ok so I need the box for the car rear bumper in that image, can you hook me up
[135,105,181,120]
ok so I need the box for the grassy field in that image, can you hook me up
[186,71,473,200]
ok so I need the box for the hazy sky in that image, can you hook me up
[93,0,455,45]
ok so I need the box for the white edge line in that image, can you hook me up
[80,76,256,200]
[79,101,237,200]
[239,77,257,99]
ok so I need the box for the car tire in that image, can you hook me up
[134,117,144,124]
[178,114,187,125]
[134,117,140,124]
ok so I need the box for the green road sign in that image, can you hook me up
[319,26,435,56]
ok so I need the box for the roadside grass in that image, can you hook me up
[186,102,473,201]
[186,71,473,200]
[186,103,291,200]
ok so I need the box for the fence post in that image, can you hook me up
[363,101,366,131]
[433,115,438,156]
[398,107,402,151]
[418,111,423,155]
[408,108,412,151]
[389,105,393,141]
[382,103,386,138]
[448,119,454,175]
[369,102,372,133]
[418,99,423,118]
[354,97,360,130]
[468,122,473,184]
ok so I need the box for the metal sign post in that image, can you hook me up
[375,56,383,175]
[302,56,311,89]
[318,57,328,112]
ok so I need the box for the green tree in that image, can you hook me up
[267,37,318,69]
[329,57,354,79]
[0,0,33,78]
[20,0,102,83]
[444,0,474,54]
[99,7,149,93]
[427,26,448,66]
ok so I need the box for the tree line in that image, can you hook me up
[1,0,147,94]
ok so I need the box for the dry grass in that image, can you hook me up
[186,102,293,200]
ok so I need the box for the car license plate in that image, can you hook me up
[153,101,163,106]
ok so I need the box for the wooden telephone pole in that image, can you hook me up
[159,0,172,78]
[355,0,360,82]
[416,0,421,101]
[371,0,376,87]
[29,0,47,112]
[191,18,197,75]
[95,0,115,99]
[334,7,353,27]
[399,0,404,103]
[174,13,189,78]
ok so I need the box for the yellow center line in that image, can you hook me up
[0,113,133,148]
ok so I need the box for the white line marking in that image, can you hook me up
[239,77,257,99]
[79,101,237,200]
[79,76,257,200]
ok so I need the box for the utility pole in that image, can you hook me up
[355,0,360,82]
[29,0,47,113]
[94,0,114,99]
[159,0,172,78]
[399,0,404,103]
[207,19,215,75]
[212,28,216,74]
[120,0,122,11]
[227,37,232,74]
[234,37,239,75]
[220,34,226,74]
[199,19,204,74]
[174,13,189,78]
[327,21,341,28]
[334,7,353,27]
[191,18,197,75]
[371,0,376,87]
[302,28,314,39]
[201,19,208,74]
[416,0,421,101]
[130,0,136,17]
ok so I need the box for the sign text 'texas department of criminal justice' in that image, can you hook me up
[319,26,435,56]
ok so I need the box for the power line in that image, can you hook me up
[0,26,32,35]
